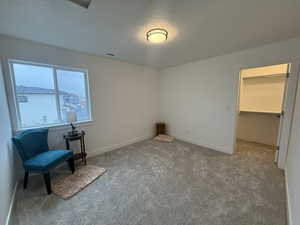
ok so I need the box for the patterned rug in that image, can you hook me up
[52,165,106,199]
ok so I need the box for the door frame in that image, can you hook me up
[275,65,290,163]
[232,62,300,169]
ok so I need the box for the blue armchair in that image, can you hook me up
[12,128,75,194]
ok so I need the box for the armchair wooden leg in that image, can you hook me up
[43,172,52,195]
[68,157,75,174]
[23,172,29,189]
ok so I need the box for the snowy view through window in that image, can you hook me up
[12,62,90,129]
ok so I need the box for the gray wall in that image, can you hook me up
[0,64,18,225]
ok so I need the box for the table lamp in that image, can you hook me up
[66,111,78,136]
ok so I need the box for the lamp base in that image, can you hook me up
[68,130,79,136]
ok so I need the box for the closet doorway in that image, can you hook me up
[235,63,290,165]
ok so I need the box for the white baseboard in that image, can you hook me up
[285,171,293,225]
[171,134,232,155]
[5,182,18,225]
[87,135,152,158]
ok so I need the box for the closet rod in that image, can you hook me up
[239,110,281,116]
[243,73,287,80]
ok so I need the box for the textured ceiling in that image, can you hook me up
[1,0,300,69]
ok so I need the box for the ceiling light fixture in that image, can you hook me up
[146,28,168,44]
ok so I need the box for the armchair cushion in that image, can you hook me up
[24,150,73,173]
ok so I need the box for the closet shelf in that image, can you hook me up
[239,110,281,116]
[242,73,287,80]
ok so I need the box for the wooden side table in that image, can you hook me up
[64,131,87,165]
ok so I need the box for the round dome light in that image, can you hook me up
[146,28,168,43]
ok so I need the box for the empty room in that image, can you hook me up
[1,1,300,225]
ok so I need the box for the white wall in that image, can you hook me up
[0,64,18,225]
[0,34,160,157]
[237,113,279,146]
[239,76,286,113]
[159,38,300,155]
[285,65,300,225]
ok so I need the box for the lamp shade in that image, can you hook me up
[66,111,77,124]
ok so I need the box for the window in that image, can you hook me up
[17,96,28,103]
[9,60,92,130]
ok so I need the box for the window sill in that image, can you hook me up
[15,120,94,133]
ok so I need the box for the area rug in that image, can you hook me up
[52,165,106,199]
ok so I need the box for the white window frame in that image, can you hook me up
[8,59,93,131]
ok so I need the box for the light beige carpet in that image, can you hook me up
[52,165,106,199]
[13,140,286,225]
